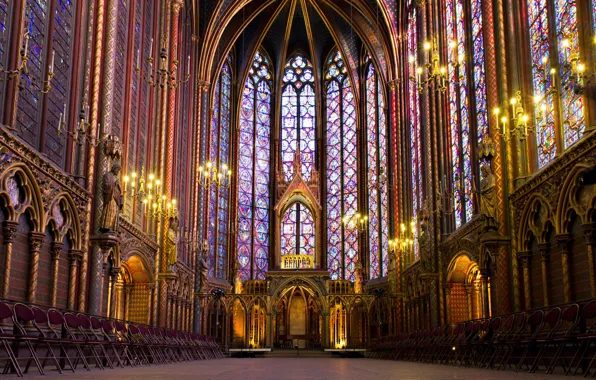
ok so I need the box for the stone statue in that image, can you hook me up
[354,262,363,294]
[165,215,179,271]
[234,270,243,295]
[480,164,498,230]
[99,163,123,233]
[198,245,209,292]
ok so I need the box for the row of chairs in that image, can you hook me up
[0,301,223,377]
[370,299,596,376]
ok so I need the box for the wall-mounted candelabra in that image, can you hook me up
[122,167,178,219]
[342,212,368,233]
[409,39,463,94]
[57,106,106,146]
[492,91,534,142]
[0,26,56,94]
[136,39,190,89]
[197,161,232,190]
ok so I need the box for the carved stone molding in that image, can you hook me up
[68,249,84,262]
[29,232,44,251]
[537,243,550,262]
[2,221,17,242]
[50,242,63,260]
[583,223,596,245]
[516,251,531,267]
[556,234,572,255]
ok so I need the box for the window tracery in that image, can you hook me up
[237,51,272,281]
[325,50,358,281]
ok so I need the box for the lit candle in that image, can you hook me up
[510,96,517,116]
[493,107,500,129]
[187,55,191,74]
[542,56,548,82]
[577,62,585,82]
[136,49,140,69]
[50,50,55,75]
[416,67,422,84]
[550,68,556,89]
[501,116,508,136]
[23,32,29,54]
[149,38,154,58]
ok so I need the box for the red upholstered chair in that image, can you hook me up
[514,309,545,372]
[12,303,61,375]
[62,312,91,371]
[541,303,580,374]
[0,302,22,377]
[100,319,129,368]
[570,300,596,376]
[528,307,564,373]
[30,306,76,374]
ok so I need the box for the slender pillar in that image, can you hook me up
[147,283,155,325]
[464,285,473,321]
[537,243,551,305]
[67,250,83,310]
[1,221,18,299]
[124,284,133,321]
[583,223,596,298]
[556,234,572,302]
[517,251,532,310]
[444,287,451,325]
[50,242,63,307]
[28,233,44,303]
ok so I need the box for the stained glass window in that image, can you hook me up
[365,59,389,279]
[207,58,232,279]
[407,9,422,261]
[325,50,358,281]
[526,0,584,166]
[0,0,10,107]
[16,0,49,147]
[281,54,315,182]
[445,0,478,228]
[281,203,315,257]
[554,0,584,147]
[237,51,272,281]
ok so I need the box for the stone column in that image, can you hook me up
[1,221,18,299]
[480,269,491,317]
[50,242,63,307]
[583,223,596,298]
[147,283,155,325]
[517,251,532,310]
[556,234,572,302]
[108,267,120,318]
[167,294,174,329]
[123,284,132,321]
[89,234,119,315]
[538,243,551,306]
[444,287,451,324]
[67,249,83,310]
[464,285,473,320]
[28,232,44,303]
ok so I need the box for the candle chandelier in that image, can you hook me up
[197,161,232,190]
[136,39,191,89]
[409,39,464,94]
[342,212,368,233]
[122,167,178,219]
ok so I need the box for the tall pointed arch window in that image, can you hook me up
[237,51,272,281]
[407,6,422,261]
[280,203,315,257]
[325,50,358,281]
[445,0,488,228]
[207,57,232,279]
[0,0,10,105]
[365,58,389,279]
[281,54,315,182]
[526,0,584,168]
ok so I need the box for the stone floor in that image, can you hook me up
[18,358,574,380]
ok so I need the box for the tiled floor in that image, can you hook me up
[20,358,572,380]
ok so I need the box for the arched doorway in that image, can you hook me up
[116,254,153,324]
[446,253,486,323]
[231,298,247,348]
[274,284,321,348]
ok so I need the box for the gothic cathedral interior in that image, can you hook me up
[0,0,595,363]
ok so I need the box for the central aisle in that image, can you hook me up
[30,358,568,380]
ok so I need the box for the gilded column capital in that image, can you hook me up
[51,242,64,260]
[171,0,184,11]
[109,266,121,278]
[29,232,45,251]
[68,249,84,263]
[516,250,531,267]
[197,80,210,92]
[388,80,400,92]
[2,221,18,242]
[537,243,550,262]
[583,223,596,245]
[555,233,572,255]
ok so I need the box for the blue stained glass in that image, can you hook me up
[325,50,358,281]
[408,9,422,261]
[237,51,271,281]
[366,60,389,279]
[281,54,315,182]
[208,59,232,280]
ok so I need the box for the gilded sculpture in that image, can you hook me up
[99,163,123,233]
[165,215,179,271]
[198,242,209,292]
[479,164,498,231]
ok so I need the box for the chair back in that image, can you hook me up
[13,303,34,335]
[582,300,596,333]
[0,302,13,334]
